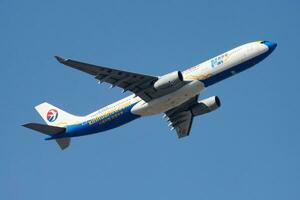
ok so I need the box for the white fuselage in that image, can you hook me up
[131,80,205,115]
[87,41,270,120]
[131,41,268,116]
[24,40,277,145]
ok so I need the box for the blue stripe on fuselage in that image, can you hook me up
[48,102,140,139]
[46,45,275,140]
[202,50,274,87]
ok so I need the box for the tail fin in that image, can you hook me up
[24,102,82,150]
[22,123,70,150]
[35,102,83,127]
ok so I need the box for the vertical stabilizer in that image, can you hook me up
[35,102,83,127]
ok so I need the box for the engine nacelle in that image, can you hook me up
[154,71,183,90]
[191,96,221,116]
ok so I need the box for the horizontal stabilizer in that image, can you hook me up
[23,123,70,150]
[22,123,66,135]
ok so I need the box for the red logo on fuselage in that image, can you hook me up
[47,109,58,122]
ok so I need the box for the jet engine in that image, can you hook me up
[154,71,184,90]
[191,96,221,116]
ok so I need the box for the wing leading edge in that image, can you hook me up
[55,56,158,101]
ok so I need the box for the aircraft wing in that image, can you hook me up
[164,95,199,138]
[55,56,158,101]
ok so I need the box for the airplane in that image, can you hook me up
[23,41,277,150]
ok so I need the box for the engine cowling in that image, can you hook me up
[191,96,221,116]
[154,71,183,90]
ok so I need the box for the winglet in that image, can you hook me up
[54,56,68,63]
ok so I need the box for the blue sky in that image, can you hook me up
[1,0,300,199]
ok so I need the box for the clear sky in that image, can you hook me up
[1,0,299,199]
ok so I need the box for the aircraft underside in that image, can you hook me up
[23,40,277,149]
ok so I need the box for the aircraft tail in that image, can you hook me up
[55,138,71,150]
[35,102,83,127]
[22,123,70,150]
[23,102,83,150]
[23,123,66,135]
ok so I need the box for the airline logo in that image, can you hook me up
[211,53,229,68]
[47,109,58,122]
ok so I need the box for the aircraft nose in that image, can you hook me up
[261,41,277,52]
